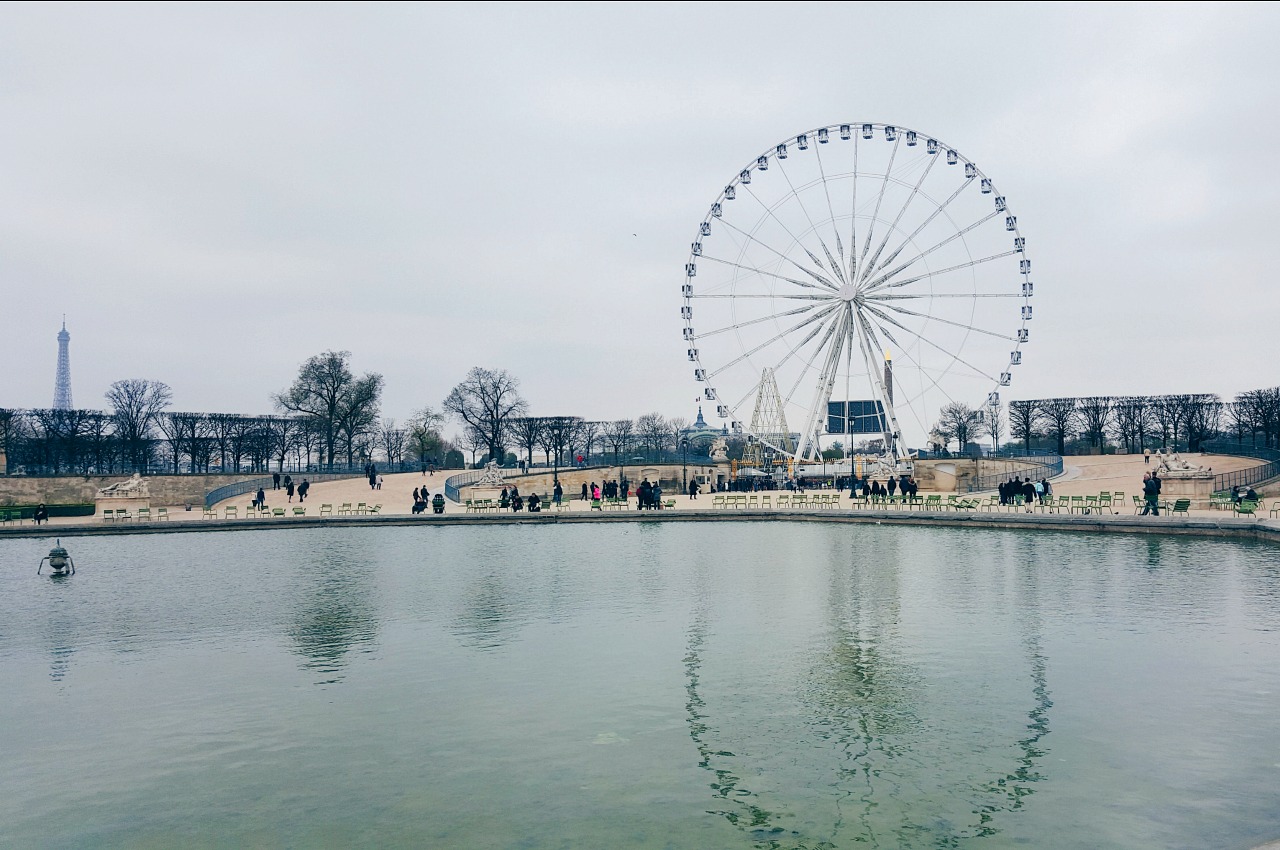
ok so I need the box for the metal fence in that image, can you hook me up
[1203,441,1280,492]
[443,469,490,503]
[204,470,372,509]
[965,455,1064,493]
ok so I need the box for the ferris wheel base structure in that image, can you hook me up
[682,121,1033,475]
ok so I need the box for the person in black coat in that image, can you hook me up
[33,504,49,525]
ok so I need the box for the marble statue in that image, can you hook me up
[476,460,505,486]
[708,437,729,462]
[97,473,150,498]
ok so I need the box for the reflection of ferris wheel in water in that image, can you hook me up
[682,122,1034,470]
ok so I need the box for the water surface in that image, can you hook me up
[3,523,1279,848]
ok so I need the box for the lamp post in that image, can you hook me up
[680,437,689,494]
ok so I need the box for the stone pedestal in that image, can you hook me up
[1159,474,1215,507]
[96,496,151,518]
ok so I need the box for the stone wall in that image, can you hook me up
[0,474,262,507]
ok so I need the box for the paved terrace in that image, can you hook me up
[0,453,1272,538]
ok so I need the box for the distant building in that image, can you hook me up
[679,406,727,452]
[53,319,73,410]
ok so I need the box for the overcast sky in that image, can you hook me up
[4,2,1278,437]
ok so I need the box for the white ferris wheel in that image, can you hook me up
[681,122,1034,470]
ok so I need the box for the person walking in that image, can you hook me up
[1140,472,1160,516]
[273,472,281,490]
[298,479,309,503]
[688,479,699,499]
[553,479,563,506]
[253,487,266,510]
[1144,448,1151,465]
[376,474,383,491]
[286,480,295,503]
[581,482,589,502]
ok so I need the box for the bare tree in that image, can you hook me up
[577,420,601,463]
[1182,394,1222,451]
[1038,398,1079,455]
[407,407,446,468]
[0,408,24,475]
[274,351,382,469]
[510,417,545,467]
[601,419,634,466]
[106,379,172,471]
[378,418,406,467]
[1149,395,1183,450]
[1076,396,1114,451]
[1008,400,1041,454]
[458,425,488,467]
[443,367,528,463]
[935,402,981,453]
[978,404,1004,453]
[1112,396,1152,453]
[635,412,669,457]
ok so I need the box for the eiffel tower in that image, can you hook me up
[742,368,794,468]
[53,318,73,410]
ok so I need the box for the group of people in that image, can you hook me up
[1231,484,1259,504]
[1140,470,1163,515]
[635,478,664,509]
[365,463,382,491]
[580,480,629,502]
[999,476,1052,511]
[411,486,445,514]
[850,474,919,500]
[270,472,309,503]
[498,485,542,513]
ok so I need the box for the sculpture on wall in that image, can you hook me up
[97,473,150,498]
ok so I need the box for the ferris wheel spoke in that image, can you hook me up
[740,184,842,289]
[867,248,1017,293]
[697,253,832,292]
[811,138,847,267]
[704,303,840,380]
[865,300,1016,341]
[774,156,848,286]
[858,318,946,438]
[860,150,939,278]
[846,135,860,283]
[856,137,902,271]
[869,292,1022,299]
[692,293,830,300]
[861,302,1005,383]
[780,309,845,409]
[857,177,975,286]
[863,210,1002,292]
[696,302,830,340]
[717,218,838,290]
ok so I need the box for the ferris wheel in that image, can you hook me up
[681,122,1033,468]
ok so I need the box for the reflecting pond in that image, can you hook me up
[3,523,1279,849]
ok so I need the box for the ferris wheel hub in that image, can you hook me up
[837,283,857,302]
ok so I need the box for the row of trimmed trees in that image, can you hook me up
[1,352,453,475]
[929,387,1280,456]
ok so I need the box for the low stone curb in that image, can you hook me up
[2,508,1279,546]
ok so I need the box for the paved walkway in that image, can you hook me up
[7,453,1269,532]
